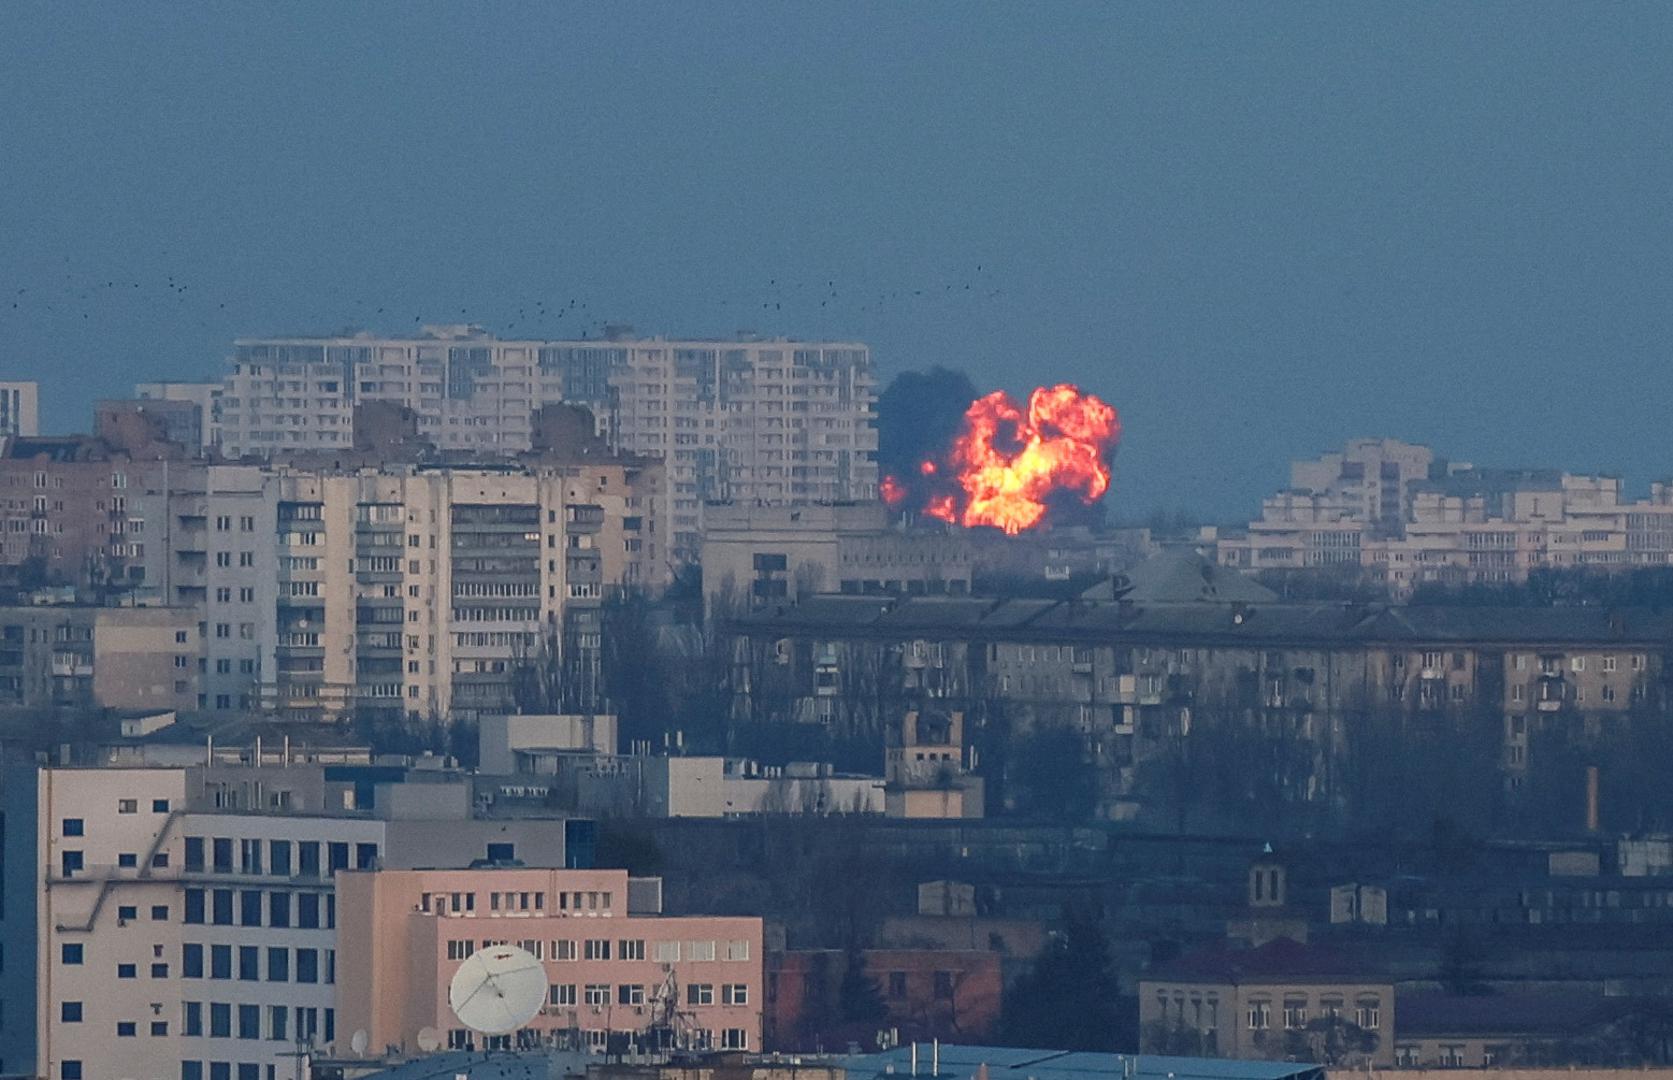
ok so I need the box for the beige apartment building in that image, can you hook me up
[336,865,764,1054]
[263,454,663,724]
[0,603,199,713]
[216,326,878,561]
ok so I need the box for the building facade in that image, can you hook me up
[216,326,878,561]
[335,866,763,1054]
[0,380,40,439]
[0,604,199,713]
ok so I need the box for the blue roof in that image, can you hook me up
[838,1045,1323,1080]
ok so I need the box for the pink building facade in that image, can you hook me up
[336,867,763,1054]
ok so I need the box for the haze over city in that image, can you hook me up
[7,3,1673,514]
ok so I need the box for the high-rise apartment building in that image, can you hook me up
[216,326,878,560]
[0,762,593,1080]
[0,380,40,439]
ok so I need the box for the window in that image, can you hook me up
[1356,997,1381,1030]
[552,939,577,961]
[1603,655,1618,673]
[297,948,319,983]
[269,892,291,928]
[211,943,232,979]
[1283,998,1308,1029]
[1247,1000,1271,1030]
[185,837,204,871]
[888,972,907,998]
[266,947,289,982]
[619,939,645,961]
[212,838,233,872]
[62,1064,83,1080]
[653,941,680,963]
[240,890,262,926]
[118,798,138,814]
[584,983,610,1006]
[239,945,258,980]
[239,1003,260,1039]
[184,1001,202,1036]
[118,852,138,868]
[61,1000,83,1022]
[62,818,84,837]
[551,984,577,1006]
[270,1004,288,1041]
[152,962,169,978]
[212,889,233,924]
[270,840,292,876]
[356,842,379,869]
[446,940,475,961]
[688,983,715,1006]
[934,971,955,1000]
[726,940,751,961]
[723,983,749,1006]
[299,893,321,929]
[687,940,716,962]
[584,939,610,961]
[183,943,203,978]
[60,850,83,876]
[210,1001,231,1037]
[61,943,83,965]
[118,963,136,979]
[722,1029,748,1050]
[618,984,646,1006]
[118,904,137,920]
[151,1020,168,1036]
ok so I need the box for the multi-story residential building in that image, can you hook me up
[729,556,1673,823]
[1220,439,1673,596]
[0,379,40,439]
[262,452,663,724]
[135,382,224,451]
[0,604,198,713]
[0,762,594,1080]
[216,326,878,560]
[336,865,763,1054]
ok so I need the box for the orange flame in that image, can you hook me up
[881,383,1120,534]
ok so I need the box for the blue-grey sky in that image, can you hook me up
[3,2,1672,518]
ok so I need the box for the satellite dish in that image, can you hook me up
[448,944,545,1035]
[350,1029,369,1055]
[416,1026,442,1053]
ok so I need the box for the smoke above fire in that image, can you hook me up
[880,383,1121,534]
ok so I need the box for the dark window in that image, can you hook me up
[211,838,233,873]
[62,818,83,837]
[184,889,205,924]
[151,962,168,978]
[238,945,258,981]
[61,1001,82,1022]
[269,840,291,876]
[888,972,907,999]
[152,798,170,813]
[152,1020,168,1036]
[184,837,204,871]
[240,891,262,927]
[182,944,203,978]
[184,1001,202,1036]
[61,850,83,877]
[183,1063,203,1080]
[117,904,137,921]
[211,889,233,925]
[355,842,379,869]
[210,943,231,979]
[753,553,789,572]
[326,892,336,929]
[486,842,515,862]
[268,891,290,928]
[238,1003,259,1039]
[296,948,318,983]
[298,893,320,929]
[117,1020,136,1036]
[150,904,168,920]
[62,1063,82,1080]
[118,853,137,868]
[327,842,349,875]
[297,842,320,877]
[209,1002,230,1038]
[118,963,136,979]
[934,971,955,1000]
[210,1064,230,1080]
[61,943,83,965]
[238,1067,259,1080]
[266,947,289,982]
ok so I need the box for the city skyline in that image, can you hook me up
[8,5,1673,515]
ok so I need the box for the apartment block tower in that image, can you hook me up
[216,326,878,561]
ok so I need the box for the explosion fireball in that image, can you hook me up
[880,383,1121,534]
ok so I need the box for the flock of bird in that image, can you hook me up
[2,256,1003,340]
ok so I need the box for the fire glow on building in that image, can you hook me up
[881,384,1121,534]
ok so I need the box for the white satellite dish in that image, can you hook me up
[416,1026,442,1053]
[350,1029,369,1055]
[448,943,546,1035]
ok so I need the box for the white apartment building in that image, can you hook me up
[0,763,590,1080]
[0,380,39,438]
[1220,440,1673,596]
[215,326,878,560]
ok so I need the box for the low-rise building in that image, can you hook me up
[0,603,199,712]
[335,865,763,1054]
